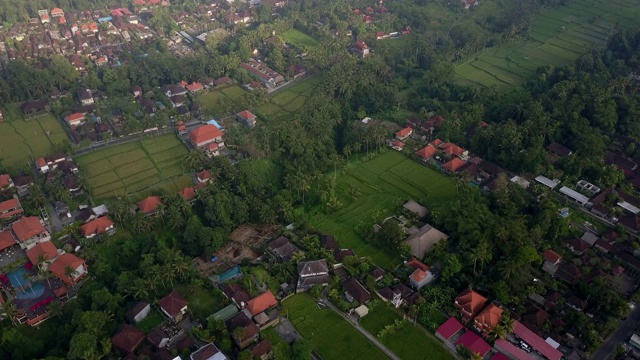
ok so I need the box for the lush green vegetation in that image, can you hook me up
[76,134,190,200]
[280,29,320,51]
[136,310,164,333]
[283,293,389,360]
[197,85,249,118]
[257,76,320,120]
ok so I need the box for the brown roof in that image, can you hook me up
[342,277,371,304]
[543,249,562,264]
[226,312,259,342]
[27,241,58,264]
[11,216,47,241]
[547,142,572,157]
[250,339,272,357]
[246,290,277,316]
[137,196,162,214]
[111,324,145,353]
[320,234,339,253]
[455,289,488,318]
[336,248,356,262]
[157,290,189,317]
[146,328,169,348]
[523,305,549,328]
[223,283,250,304]
[566,237,590,253]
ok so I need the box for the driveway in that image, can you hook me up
[591,304,640,360]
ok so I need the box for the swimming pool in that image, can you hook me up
[7,267,30,289]
[219,266,243,283]
[8,267,46,299]
[16,282,45,299]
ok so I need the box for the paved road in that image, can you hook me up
[322,299,401,360]
[591,304,640,360]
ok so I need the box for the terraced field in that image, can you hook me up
[455,0,640,89]
[197,85,248,117]
[77,134,192,200]
[256,76,320,121]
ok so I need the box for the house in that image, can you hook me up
[555,263,581,284]
[390,140,404,151]
[189,125,224,148]
[147,328,170,349]
[126,301,150,323]
[403,200,428,218]
[473,303,503,337]
[211,304,240,322]
[416,145,438,161]
[543,249,562,266]
[442,158,466,172]
[250,339,273,360]
[404,224,448,259]
[0,174,14,190]
[236,110,256,127]
[225,312,259,349]
[440,142,468,158]
[267,236,299,262]
[21,100,48,115]
[454,289,488,322]
[0,198,23,219]
[186,82,204,93]
[51,8,64,17]
[14,175,34,196]
[455,331,491,357]
[377,283,415,308]
[158,290,189,322]
[336,248,356,263]
[179,186,197,204]
[190,343,226,360]
[566,295,588,312]
[436,317,464,342]
[137,196,163,216]
[546,142,573,157]
[353,41,370,57]
[0,230,17,254]
[395,127,413,140]
[162,84,187,97]
[77,88,94,105]
[297,259,330,292]
[512,320,562,360]
[111,324,145,354]
[212,76,232,86]
[241,60,285,87]
[26,241,58,269]
[196,169,212,184]
[566,237,591,255]
[12,216,50,250]
[65,112,85,126]
[170,95,186,108]
[131,85,142,97]
[206,142,221,157]
[246,290,278,317]
[409,268,434,289]
[521,304,549,332]
[63,175,81,193]
[223,283,250,307]
[79,216,115,238]
[50,253,88,285]
[342,277,371,304]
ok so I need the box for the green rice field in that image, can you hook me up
[280,29,320,51]
[76,134,191,200]
[257,76,320,121]
[197,85,248,117]
[310,150,457,270]
[455,0,640,89]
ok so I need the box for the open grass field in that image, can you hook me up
[361,305,453,360]
[310,150,457,269]
[0,111,68,170]
[283,293,389,360]
[256,76,320,121]
[197,85,248,117]
[455,0,640,90]
[280,29,320,51]
[76,134,190,200]
[176,284,227,319]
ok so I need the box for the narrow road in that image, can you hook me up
[591,304,640,360]
[322,299,401,360]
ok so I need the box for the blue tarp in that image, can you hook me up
[98,16,113,23]
[207,119,223,130]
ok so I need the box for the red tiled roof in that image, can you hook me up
[396,127,412,138]
[179,187,196,201]
[0,198,22,219]
[406,258,429,271]
[49,253,86,284]
[440,142,465,157]
[27,241,58,264]
[455,331,491,356]
[416,145,437,159]
[177,125,187,131]
[51,8,64,15]
[474,303,503,331]
[543,249,562,264]
[197,169,211,182]
[0,174,12,188]
[513,321,562,360]
[455,289,487,318]
[58,16,66,24]
[246,290,277,316]
[12,216,47,242]
[189,125,223,145]
[430,138,443,147]
[0,231,16,251]
[36,157,47,167]
[79,216,114,237]
[494,339,533,360]
[111,324,145,354]
[410,269,427,282]
[207,142,219,151]
[238,110,255,120]
[443,158,466,172]
[355,40,368,50]
[391,141,404,149]
[251,339,272,357]
[157,290,189,317]
[65,113,85,122]
[138,196,162,214]
[436,317,463,340]
[185,82,204,92]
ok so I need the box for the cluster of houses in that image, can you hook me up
[353,2,391,24]
[34,153,83,194]
[241,59,285,88]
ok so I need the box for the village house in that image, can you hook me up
[246,290,278,317]
[137,196,163,216]
[236,110,257,127]
[297,259,330,292]
[77,88,94,105]
[473,303,503,337]
[185,82,204,93]
[547,142,573,158]
[212,76,232,87]
[377,283,416,308]
[395,127,413,140]
[404,223,448,259]
[342,277,371,304]
[12,216,50,250]
[157,290,189,322]
[162,84,188,98]
[0,198,24,220]
[241,60,284,87]
[267,236,299,262]
[226,312,259,349]
[146,328,170,349]
[196,169,211,184]
[179,186,197,204]
[250,339,273,360]
[390,140,404,151]
[126,301,150,323]
[455,331,491,358]
[49,253,88,285]
[206,142,221,157]
[64,112,85,126]
[111,324,146,355]
[190,343,227,360]
[78,216,115,238]
[223,283,250,307]
[436,317,464,342]
[416,144,438,161]
[26,241,59,269]
[189,125,224,148]
[353,40,370,58]
[454,289,488,322]
[409,266,434,290]
[0,174,14,191]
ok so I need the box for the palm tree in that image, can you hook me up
[132,212,153,234]
[186,150,203,170]
[1,302,17,324]
[47,301,64,319]
[64,265,77,286]
[291,251,306,263]
[27,185,47,209]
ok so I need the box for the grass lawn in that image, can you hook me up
[197,85,247,117]
[136,310,165,333]
[361,305,453,360]
[310,150,457,269]
[176,285,228,320]
[283,293,388,360]
[281,29,319,50]
[258,76,320,121]
[246,266,281,295]
[77,134,190,200]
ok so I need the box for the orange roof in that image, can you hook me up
[406,258,429,271]
[391,141,404,148]
[58,16,66,24]
[197,169,210,182]
[0,230,16,251]
[179,80,188,87]
[246,290,277,316]
[51,8,64,14]
[177,125,187,131]
[455,289,487,318]
[11,216,47,242]
[27,241,58,264]
[440,142,465,157]
[430,139,443,147]
[179,187,196,201]
[36,157,47,167]
[410,269,427,282]
[416,145,437,159]
[189,125,223,145]
[65,113,84,122]
[185,82,204,92]
[0,198,20,212]
[137,196,162,214]
[49,253,86,283]
[207,142,219,151]
[474,303,503,330]
[396,127,413,138]
[443,158,466,172]
[238,110,255,120]
[0,174,11,188]
[79,216,114,237]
